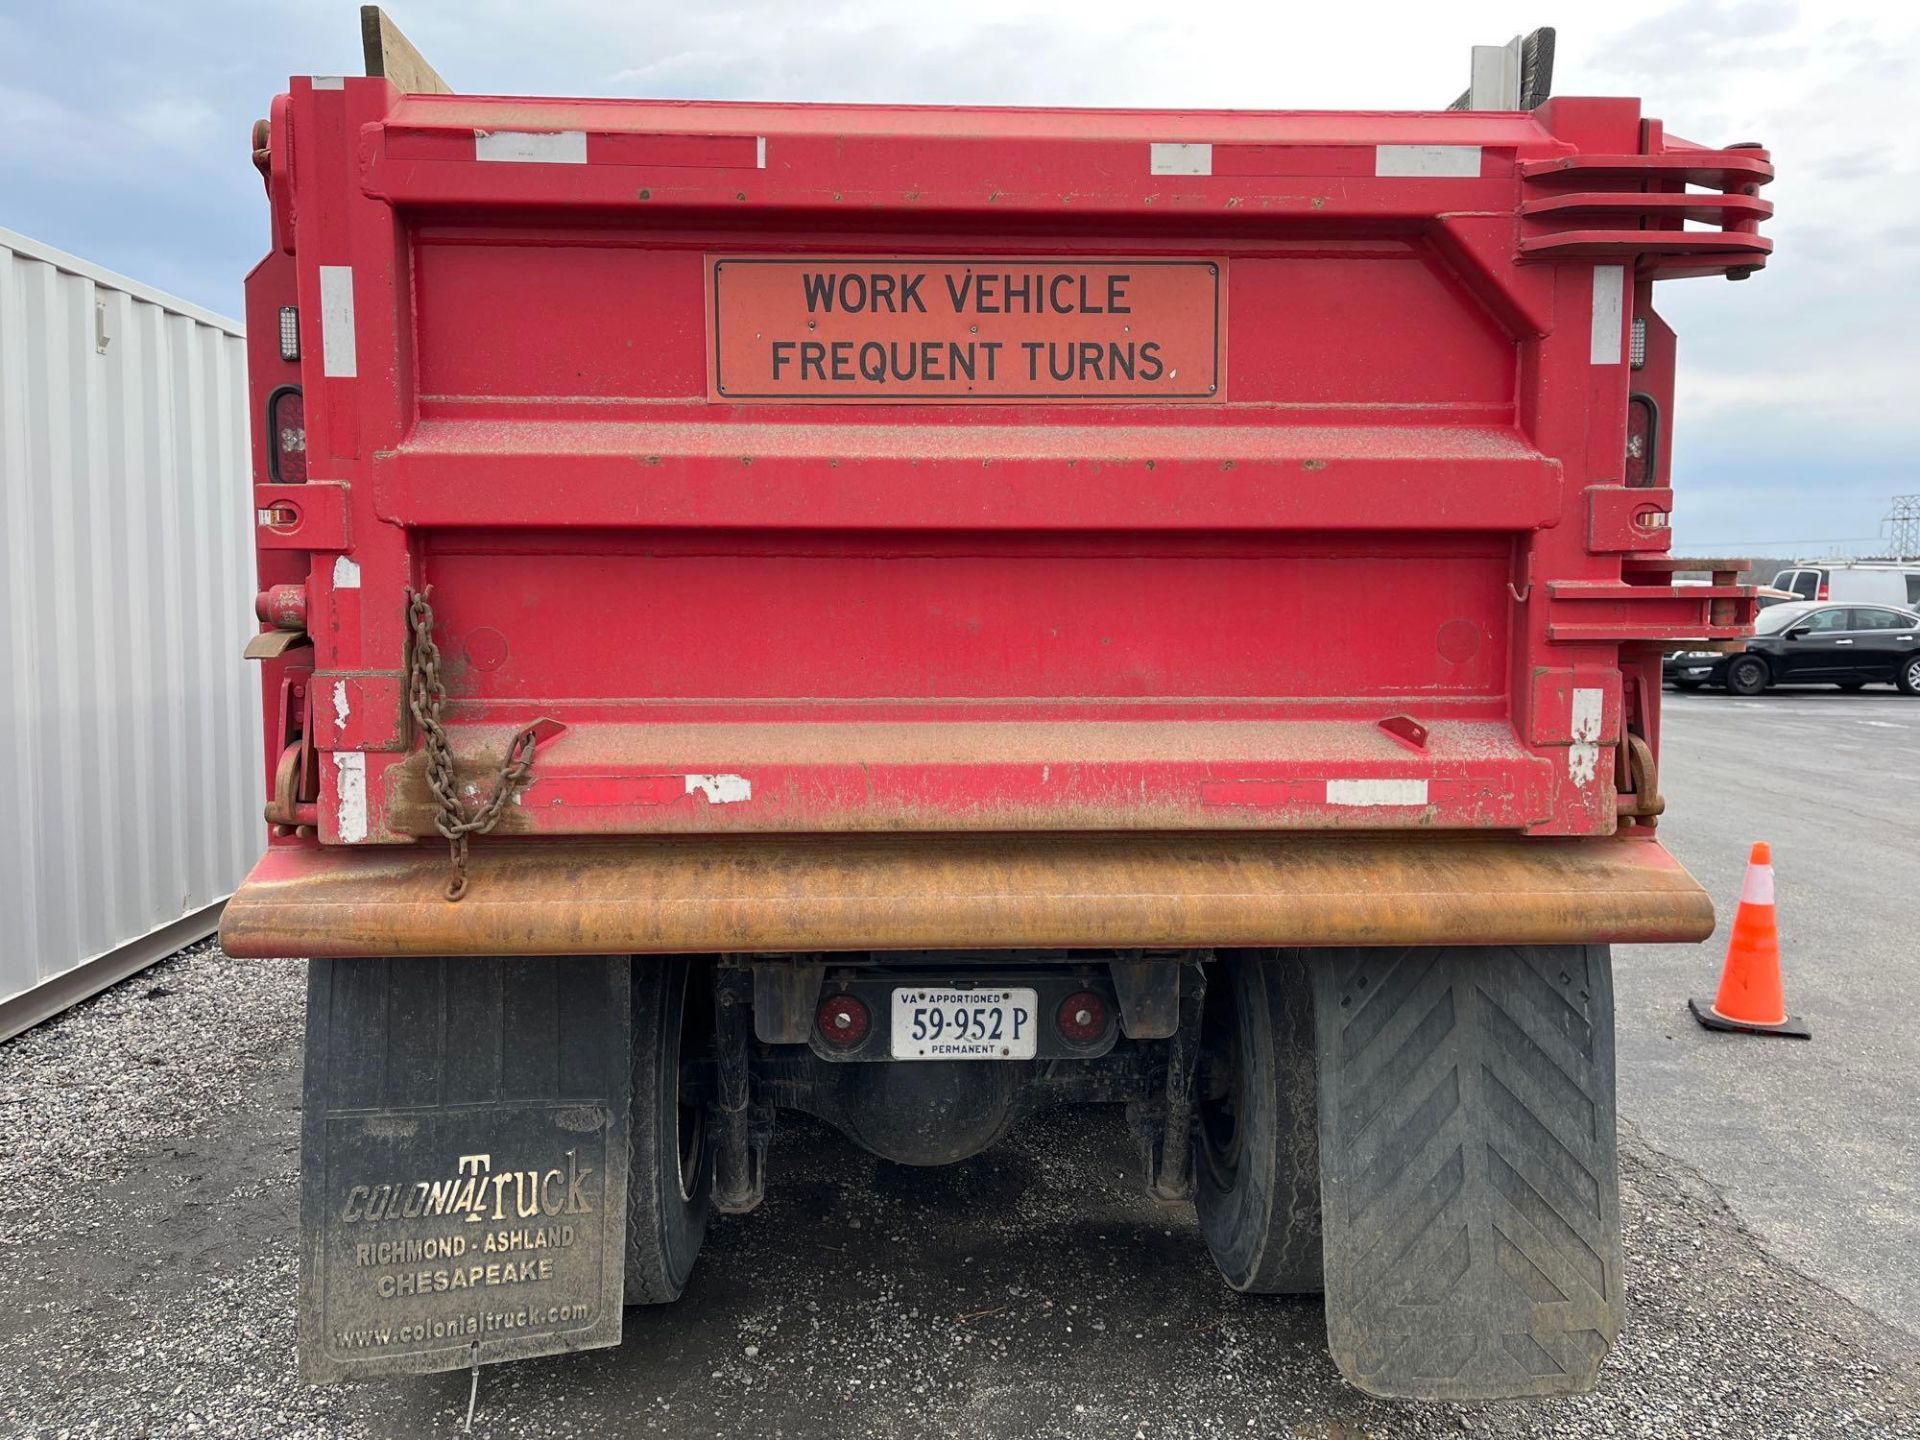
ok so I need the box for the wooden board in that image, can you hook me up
[361,6,451,94]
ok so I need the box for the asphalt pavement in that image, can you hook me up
[1617,687,1920,1338]
[1,688,1918,1438]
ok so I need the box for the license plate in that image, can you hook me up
[890,988,1039,1060]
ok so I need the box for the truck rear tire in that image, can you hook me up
[624,958,713,1305]
[1194,950,1324,1294]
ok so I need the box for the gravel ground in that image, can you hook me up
[2,943,1918,1439]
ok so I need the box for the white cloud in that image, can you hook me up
[0,81,226,173]
[0,79,86,163]
[124,95,221,151]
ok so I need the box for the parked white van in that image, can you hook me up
[1771,564,1920,607]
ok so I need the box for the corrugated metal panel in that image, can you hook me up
[0,226,261,1039]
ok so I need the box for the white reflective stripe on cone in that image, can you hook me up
[1740,864,1776,907]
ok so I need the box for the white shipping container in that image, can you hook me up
[0,226,262,1040]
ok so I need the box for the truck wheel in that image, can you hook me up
[1725,655,1770,696]
[624,958,713,1305]
[1194,950,1324,1294]
[1899,656,1920,695]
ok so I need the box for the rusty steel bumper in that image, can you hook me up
[220,832,1713,958]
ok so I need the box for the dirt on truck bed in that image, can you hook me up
[0,940,1916,1440]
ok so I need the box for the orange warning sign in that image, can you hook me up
[708,257,1222,403]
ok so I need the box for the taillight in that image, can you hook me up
[816,994,870,1049]
[266,384,307,485]
[1625,393,1659,488]
[1817,584,1829,600]
[266,384,306,485]
[1055,991,1110,1046]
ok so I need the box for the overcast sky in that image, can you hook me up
[3,0,1914,558]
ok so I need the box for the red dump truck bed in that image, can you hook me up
[225,28,1773,1400]
[225,81,1765,956]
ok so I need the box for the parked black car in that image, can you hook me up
[1665,601,1920,695]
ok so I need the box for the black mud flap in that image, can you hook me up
[1312,945,1623,1400]
[299,956,630,1382]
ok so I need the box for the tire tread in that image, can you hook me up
[1195,952,1323,1295]
[624,960,712,1306]
[1312,945,1622,1400]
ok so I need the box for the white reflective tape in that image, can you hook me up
[686,773,751,804]
[311,76,345,90]
[334,752,368,842]
[318,266,356,378]
[332,680,351,729]
[1568,743,1601,786]
[1375,145,1481,177]
[1571,688,1604,742]
[1150,143,1212,176]
[475,129,588,164]
[332,555,361,589]
[756,136,767,169]
[1568,689,1607,784]
[1326,779,1429,807]
[1591,265,1626,365]
[1740,864,1776,907]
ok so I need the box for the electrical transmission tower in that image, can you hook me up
[1886,495,1920,560]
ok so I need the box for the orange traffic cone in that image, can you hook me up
[1690,841,1810,1039]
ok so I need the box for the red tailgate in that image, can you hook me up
[242,86,1768,853]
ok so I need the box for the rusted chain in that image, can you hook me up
[405,586,539,900]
